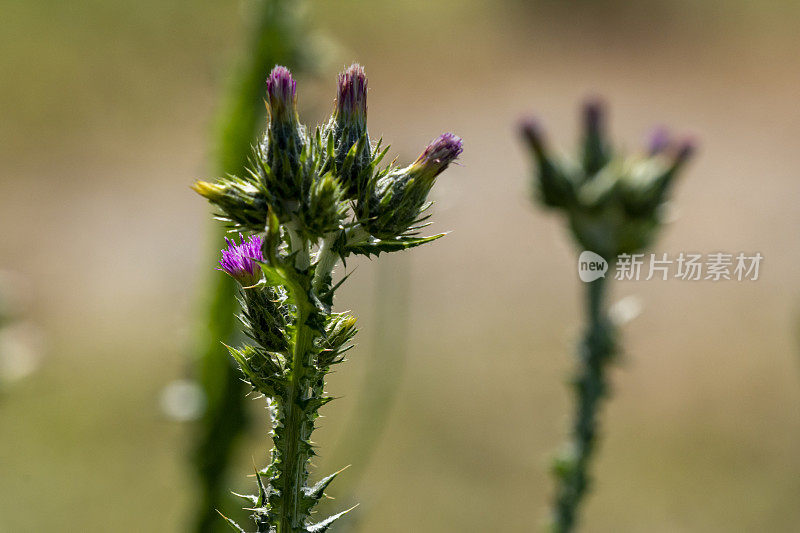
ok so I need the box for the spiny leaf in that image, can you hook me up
[302,466,349,502]
[231,491,259,506]
[306,504,359,533]
[217,510,247,532]
[344,233,446,258]
[254,469,269,507]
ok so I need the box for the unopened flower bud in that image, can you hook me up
[520,118,547,157]
[519,117,574,208]
[673,138,696,168]
[366,133,462,238]
[264,66,304,184]
[330,64,370,197]
[647,127,671,155]
[636,137,696,214]
[582,97,609,175]
[407,132,463,185]
[266,65,297,126]
[335,63,367,130]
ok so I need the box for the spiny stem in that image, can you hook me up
[551,276,615,532]
[312,233,339,293]
[279,306,314,532]
[287,224,311,271]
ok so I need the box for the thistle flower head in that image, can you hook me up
[520,100,696,257]
[218,234,264,286]
[336,63,368,126]
[408,132,464,183]
[266,65,298,124]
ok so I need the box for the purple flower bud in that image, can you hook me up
[647,127,671,155]
[519,117,547,156]
[582,97,609,174]
[664,136,696,172]
[583,97,606,135]
[218,234,264,286]
[410,132,463,182]
[675,137,696,164]
[266,65,297,123]
[336,63,368,126]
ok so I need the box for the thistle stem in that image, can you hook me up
[287,224,311,271]
[552,276,615,532]
[278,306,315,533]
[312,233,339,293]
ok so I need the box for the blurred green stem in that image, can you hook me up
[192,1,306,531]
[551,276,615,532]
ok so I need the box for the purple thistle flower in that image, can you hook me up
[266,65,297,122]
[336,63,368,126]
[218,234,264,286]
[410,133,463,182]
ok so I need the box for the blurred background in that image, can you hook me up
[1,0,799,531]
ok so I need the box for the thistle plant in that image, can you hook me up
[194,64,462,532]
[520,101,694,532]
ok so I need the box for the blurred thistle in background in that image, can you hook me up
[520,101,694,531]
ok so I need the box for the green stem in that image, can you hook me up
[552,276,615,532]
[287,224,311,271]
[273,296,314,533]
[312,233,339,293]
